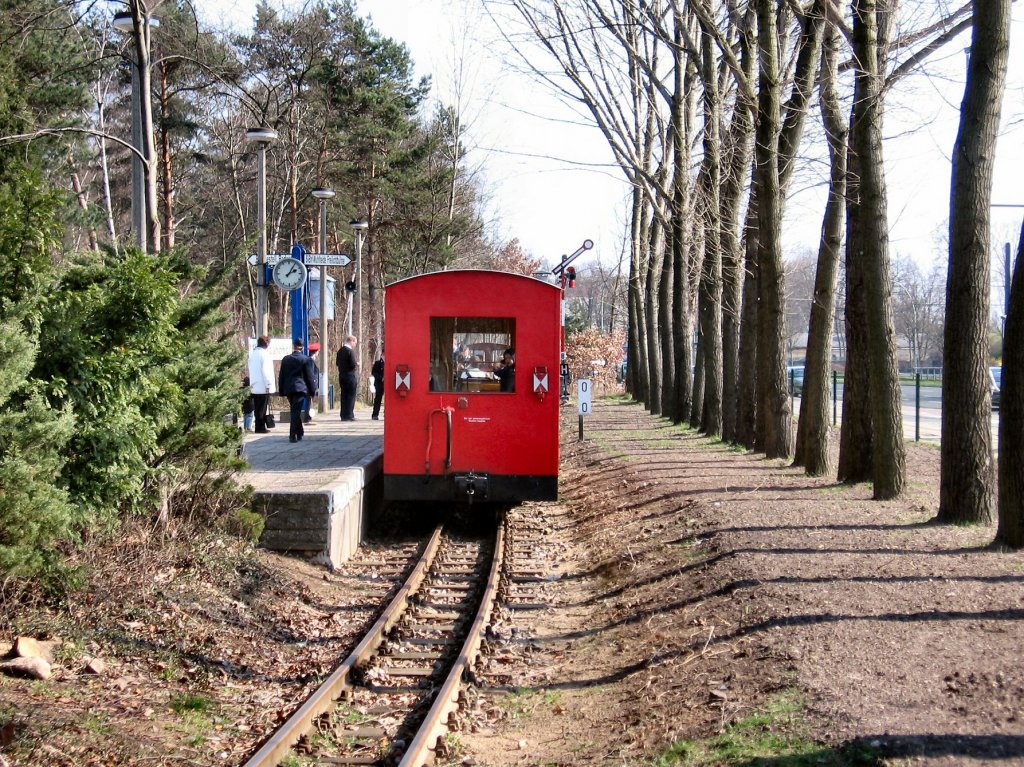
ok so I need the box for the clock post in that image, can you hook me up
[288,244,309,352]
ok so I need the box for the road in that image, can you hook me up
[798,380,1000,444]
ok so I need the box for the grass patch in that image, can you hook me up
[81,712,112,736]
[333,702,375,725]
[500,688,538,720]
[444,731,466,758]
[158,660,180,682]
[498,687,568,720]
[169,693,214,715]
[166,699,217,748]
[589,420,701,453]
[651,690,883,766]
[817,484,848,495]
[543,690,563,707]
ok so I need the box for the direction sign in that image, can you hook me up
[305,253,351,267]
[248,252,351,267]
[247,253,289,266]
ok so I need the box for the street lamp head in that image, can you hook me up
[112,11,160,31]
[312,187,336,200]
[246,126,278,145]
[350,219,368,231]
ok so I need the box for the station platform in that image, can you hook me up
[242,407,383,568]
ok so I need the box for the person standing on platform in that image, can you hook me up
[278,339,318,443]
[304,342,321,425]
[248,335,275,433]
[241,376,255,431]
[336,335,359,421]
[371,351,385,420]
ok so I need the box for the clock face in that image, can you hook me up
[273,257,307,291]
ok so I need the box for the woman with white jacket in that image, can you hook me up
[248,335,276,432]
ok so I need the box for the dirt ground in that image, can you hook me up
[456,398,1024,766]
[3,395,1024,766]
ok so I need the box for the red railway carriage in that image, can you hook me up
[383,270,562,503]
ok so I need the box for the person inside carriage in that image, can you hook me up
[492,348,516,393]
[454,343,475,390]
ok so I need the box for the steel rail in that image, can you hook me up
[398,519,506,766]
[242,525,445,767]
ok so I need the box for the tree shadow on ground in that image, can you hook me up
[729,734,1024,765]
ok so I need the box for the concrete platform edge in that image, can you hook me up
[254,453,383,568]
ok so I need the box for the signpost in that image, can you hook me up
[306,254,351,267]
[248,253,283,267]
[248,253,351,267]
[252,245,353,416]
[578,378,592,441]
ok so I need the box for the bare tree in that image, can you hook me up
[794,14,846,476]
[892,256,944,371]
[492,0,693,418]
[844,0,905,499]
[783,249,817,357]
[670,10,699,424]
[697,21,723,436]
[752,0,792,458]
[734,0,823,454]
[719,5,756,444]
[939,0,1011,525]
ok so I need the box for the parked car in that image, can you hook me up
[787,365,805,397]
[990,366,1001,410]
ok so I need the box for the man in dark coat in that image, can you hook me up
[336,335,359,420]
[278,339,318,443]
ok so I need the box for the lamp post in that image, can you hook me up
[992,205,1024,342]
[312,187,335,414]
[246,127,278,338]
[112,10,159,252]
[351,218,368,393]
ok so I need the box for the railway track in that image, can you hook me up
[243,520,504,767]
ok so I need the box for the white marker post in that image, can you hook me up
[578,379,592,441]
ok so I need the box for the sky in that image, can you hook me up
[200,1,1024,276]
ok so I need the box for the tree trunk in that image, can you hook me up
[698,23,723,437]
[671,181,693,421]
[753,0,791,459]
[628,185,649,402]
[841,0,906,497]
[691,326,705,426]
[158,59,175,251]
[671,29,696,423]
[70,173,99,251]
[794,18,846,476]
[837,117,873,482]
[856,0,904,499]
[736,191,759,449]
[720,13,756,444]
[939,0,1010,524]
[997,222,1024,545]
[689,218,706,427]
[658,211,676,418]
[644,212,663,414]
[778,0,826,196]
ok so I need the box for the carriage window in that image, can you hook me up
[429,317,515,393]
